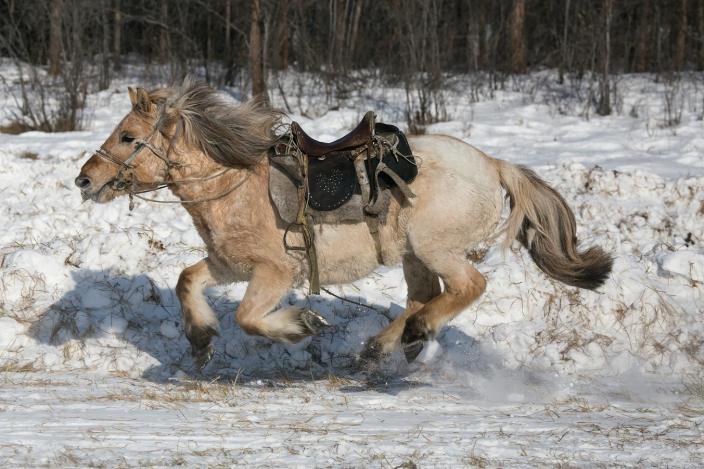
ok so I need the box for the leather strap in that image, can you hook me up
[354,151,384,264]
[367,161,416,215]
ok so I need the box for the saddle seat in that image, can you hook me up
[291,111,374,157]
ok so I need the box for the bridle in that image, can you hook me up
[94,103,256,210]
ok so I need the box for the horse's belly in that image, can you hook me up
[314,221,381,285]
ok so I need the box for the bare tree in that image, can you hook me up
[49,0,63,76]
[677,0,688,71]
[509,0,526,74]
[250,0,268,101]
[599,0,612,116]
[113,0,122,72]
[160,0,169,64]
[275,0,290,70]
[637,0,650,73]
[348,0,363,63]
[100,0,111,90]
[699,0,704,70]
[559,0,571,82]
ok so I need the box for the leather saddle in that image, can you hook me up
[291,112,375,158]
[270,112,417,217]
[273,112,417,213]
[268,111,418,295]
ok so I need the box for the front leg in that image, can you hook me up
[236,266,330,344]
[176,257,234,369]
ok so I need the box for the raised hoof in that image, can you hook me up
[403,341,425,363]
[186,325,219,371]
[301,309,331,335]
[192,341,215,370]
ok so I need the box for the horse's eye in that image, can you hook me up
[122,135,135,143]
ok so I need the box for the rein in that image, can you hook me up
[95,104,253,210]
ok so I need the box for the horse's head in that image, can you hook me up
[77,78,283,205]
[76,86,174,203]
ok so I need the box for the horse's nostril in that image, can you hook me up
[75,176,93,191]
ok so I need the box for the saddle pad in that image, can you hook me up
[270,154,387,225]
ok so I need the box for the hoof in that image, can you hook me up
[403,341,424,363]
[186,325,219,370]
[352,339,384,373]
[401,315,430,363]
[192,341,215,370]
[302,309,330,335]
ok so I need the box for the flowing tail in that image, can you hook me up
[495,160,613,290]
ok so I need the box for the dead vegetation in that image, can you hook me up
[0,120,35,135]
[18,151,38,160]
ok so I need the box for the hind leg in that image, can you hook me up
[354,254,441,370]
[400,260,486,362]
[395,165,493,362]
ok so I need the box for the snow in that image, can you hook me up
[1,65,704,467]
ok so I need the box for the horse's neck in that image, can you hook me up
[167,150,269,225]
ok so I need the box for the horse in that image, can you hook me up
[75,78,613,372]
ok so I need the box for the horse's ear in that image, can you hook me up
[128,87,137,105]
[135,87,152,113]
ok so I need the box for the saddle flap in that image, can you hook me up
[307,152,360,211]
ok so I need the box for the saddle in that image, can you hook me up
[293,113,374,157]
[269,112,419,294]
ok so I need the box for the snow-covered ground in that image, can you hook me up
[1,64,704,467]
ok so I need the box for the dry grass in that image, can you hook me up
[0,360,37,373]
[18,151,38,160]
[0,120,35,135]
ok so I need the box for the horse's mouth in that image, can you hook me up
[81,182,118,203]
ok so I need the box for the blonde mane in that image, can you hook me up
[141,77,283,167]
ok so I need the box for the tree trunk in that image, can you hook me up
[509,0,526,74]
[250,0,268,102]
[49,0,63,76]
[276,0,290,70]
[677,0,688,71]
[478,0,486,69]
[599,0,612,115]
[637,0,650,73]
[699,0,704,70]
[205,0,212,82]
[348,0,363,64]
[160,0,169,64]
[225,0,231,58]
[559,0,571,83]
[100,0,111,90]
[113,0,122,71]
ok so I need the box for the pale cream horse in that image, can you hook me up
[76,79,612,371]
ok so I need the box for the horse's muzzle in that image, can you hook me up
[75,176,93,192]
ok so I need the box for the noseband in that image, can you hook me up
[93,103,254,210]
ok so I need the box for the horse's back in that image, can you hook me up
[407,134,500,188]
